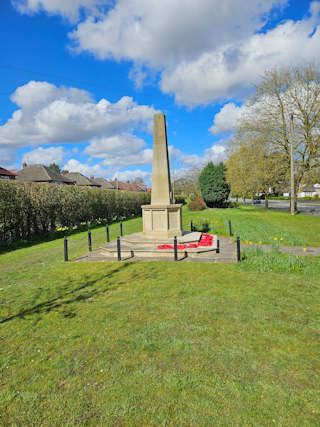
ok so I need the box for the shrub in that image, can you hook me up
[174,194,187,205]
[187,196,206,211]
[199,162,230,208]
[0,181,150,245]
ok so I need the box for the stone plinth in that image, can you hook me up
[142,204,183,239]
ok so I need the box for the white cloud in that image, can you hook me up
[0,81,157,148]
[70,0,285,65]
[11,0,107,21]
[161,5,320,105]
[22,146,65,165]
[113,169,151,183]
[210,103,245,135]
[84,133,153,166]
[62,158,108,177]
[66,0,320,106]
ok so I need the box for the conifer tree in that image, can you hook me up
[199,162,230,207]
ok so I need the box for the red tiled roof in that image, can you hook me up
[0,167,17,176]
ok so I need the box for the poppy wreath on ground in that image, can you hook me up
[158,233,214,250]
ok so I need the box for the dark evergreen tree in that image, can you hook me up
[48,163,61,174]
[199,162,230,207]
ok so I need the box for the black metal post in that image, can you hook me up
[106,225,110,243]
[228,220,233,236]
[216,238,220,254]
[236,236,241,262]
[191,220,193,232]
[88,230,92,252]
[120,221,123,237]
[174,236,178,261]
[64,236,68,262]
[117,236,121,261]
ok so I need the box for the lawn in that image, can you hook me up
[1,206,320,425]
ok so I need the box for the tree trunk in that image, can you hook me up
[265,195,269,209]
[251,196,254,205]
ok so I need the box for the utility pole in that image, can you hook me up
[290,113,296,215]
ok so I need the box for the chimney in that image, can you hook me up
[90,175,94,181]
[22,161,27,169]
[62,170,69,176]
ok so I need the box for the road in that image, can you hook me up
[240,199,320,216]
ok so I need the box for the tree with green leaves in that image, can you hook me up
[198,162,230,207]
[48,163,61,174]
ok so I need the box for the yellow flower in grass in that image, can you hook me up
[303,248,307,253]
[249,241,253,245]
[280,237,283,241]
[245,240,249,244]
[258,241,262,245]
[274,237,278,241]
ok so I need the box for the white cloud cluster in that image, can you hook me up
[22,146,65,165]
[210,103,246,135]
[12,1,320,106]
[112,169,151,183]
[62,158,108,177]
[84,134,153,167]
[67,0,320,105]
[0,80,156,147]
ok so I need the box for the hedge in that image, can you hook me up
[0,181,150,244]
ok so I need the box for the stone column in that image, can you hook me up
[142,113,183,239]
[151,114,172,205]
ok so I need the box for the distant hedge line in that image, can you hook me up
[0,181,150,244]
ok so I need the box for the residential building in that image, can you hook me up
[16,164,74,185]
[0,166,17,180]
[90,177,115,189]
[62,171,101,187]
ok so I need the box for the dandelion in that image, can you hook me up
[303,248,307,252]
[258,241,262,245]
[280,237,283,241]
[274,237,278,241]
[245,240,249,244]
[249,241,253,245]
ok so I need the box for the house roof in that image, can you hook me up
[91,178,114,189]
[0,166,17,177]
[16,165,74,184]
[64,172,100,187]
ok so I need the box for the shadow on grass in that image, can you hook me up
[0,263,139,324]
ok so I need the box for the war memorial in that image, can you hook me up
[97,113,218,261]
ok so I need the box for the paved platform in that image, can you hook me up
[76,236,237,263]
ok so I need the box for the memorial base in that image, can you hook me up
[141,204,183,239]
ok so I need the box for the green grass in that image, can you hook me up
[1,207,320,425]
[183,205,320,246]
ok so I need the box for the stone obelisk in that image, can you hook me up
[142,114,183,239]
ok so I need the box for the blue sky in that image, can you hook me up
[0,0,318,184]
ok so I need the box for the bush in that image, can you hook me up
[199,162,230,207]
[187,197,206,211]
[174,194,187,205]
[0,181,150,245]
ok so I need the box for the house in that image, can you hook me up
[16,164,74,185]
[62,171,101,187]
[298,184,319,198]
[90,177,115,190]
[0,166,17,180]
[111,179,147,192]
